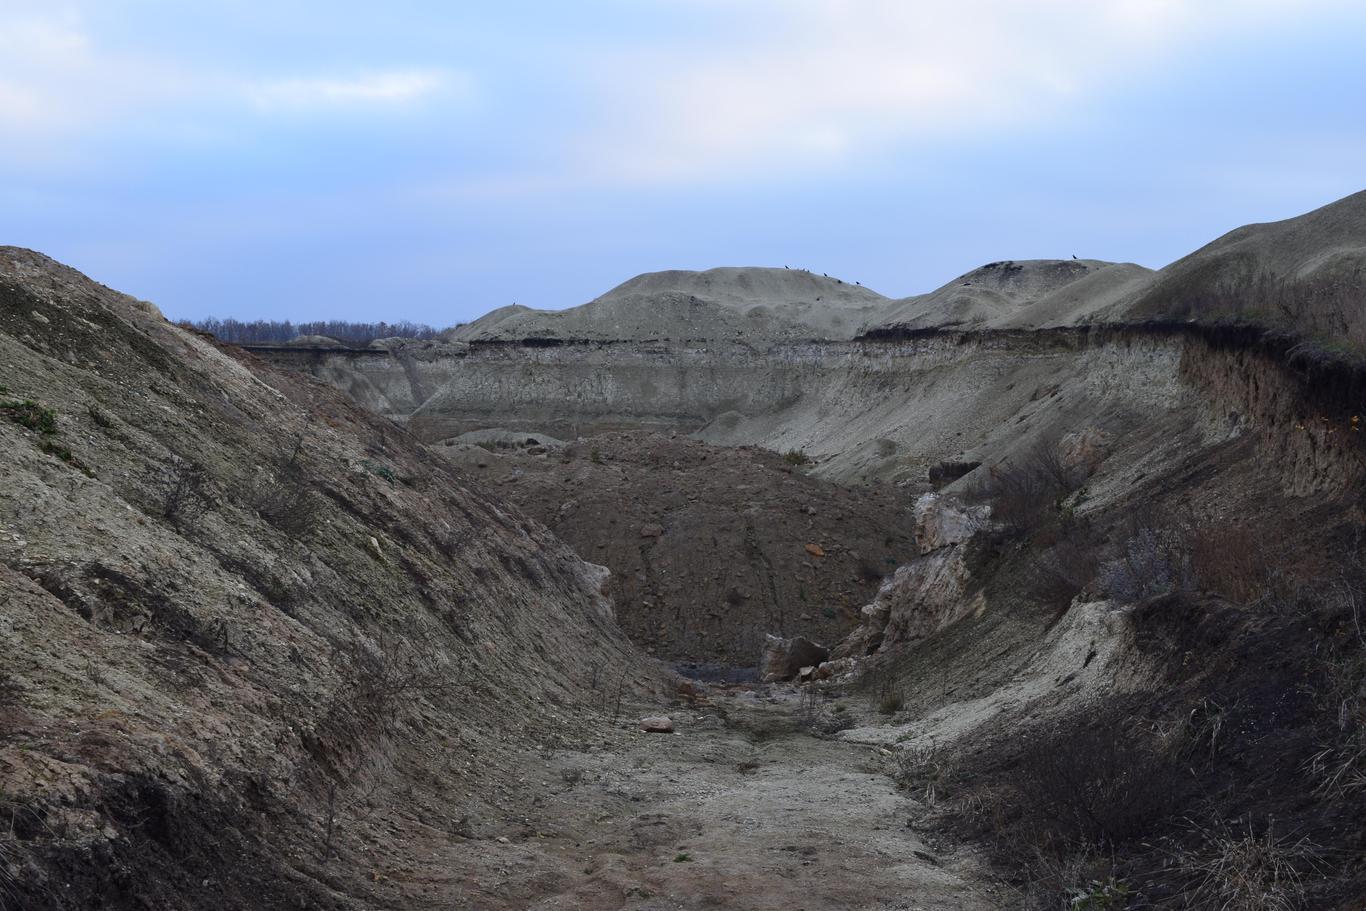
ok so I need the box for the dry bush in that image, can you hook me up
[1026,520,1101,611]
[1099,507,1194,602]
[969,438,1083,534]
[1010,721,1184,848]
[156,458,211,526]
[1171,818,1321,911]
[895,740,953,805]
[334,632,458,720]
[247,466,321,538]
[1188,523,1279,606]
[1304,577,1366,798]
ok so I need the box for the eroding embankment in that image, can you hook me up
[252,323,1366,494]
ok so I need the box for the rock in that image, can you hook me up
[759,634,830,681]
[367,536,383,558]
[912,493,989,554]
[805,543,825,557]
[815,658,853,679]
[640,523,664,538]
[640,715,674,733]
[833,546,981,660]
[796,665,817,682]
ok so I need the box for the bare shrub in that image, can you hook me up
[156,458,212,526]
[1172,818,1322,911]
[334,632,458,720]
[1099,507,1193,602]
[1010,720,1184,848]
[246,441,321,538]
[969,438,1083,534]
[1026,520,1101,611]
[1188,523,1277,605]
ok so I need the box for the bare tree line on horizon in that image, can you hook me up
[183,317,446,346]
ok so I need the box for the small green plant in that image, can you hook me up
[1,399,57,435]
[590,447,602,465]
[672,852,692,862]
[362,460,397,483]
[822,606,837,619]
[878,691,904,715]
[783,448,810,465]
[1068,878,1132,909]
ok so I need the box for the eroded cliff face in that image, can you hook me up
[258,324,1364,498]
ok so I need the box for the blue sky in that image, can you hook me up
[2,1,1364,325]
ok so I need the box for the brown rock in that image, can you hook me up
[759,634,830,681]
[640,715,674,733]
[805,543,825,557]
[640,523,664,538]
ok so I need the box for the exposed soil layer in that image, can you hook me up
[437,431,919,663]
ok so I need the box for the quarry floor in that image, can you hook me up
[426,684,1001,911]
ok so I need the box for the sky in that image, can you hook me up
[2,1,1365,326]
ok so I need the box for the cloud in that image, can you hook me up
[250,69,463,110]
[571,0,1347,183]
[0,13,174,135]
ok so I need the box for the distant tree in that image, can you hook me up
[184,317,443,345]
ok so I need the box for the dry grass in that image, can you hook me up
[894,740,952,805]
[1171,818,1321,911]
[1010,720,1184,848]
[1304,577,1366,798]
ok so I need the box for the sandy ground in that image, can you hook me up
[424,684,1002,911]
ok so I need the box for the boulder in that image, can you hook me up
[640,715,674,733]
[759,634,830,681]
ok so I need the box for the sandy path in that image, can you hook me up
[451,686,1003,910]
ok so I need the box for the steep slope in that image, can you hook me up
[1113,189,1366,348]
[450,266,891,343]
[0,248,658,909]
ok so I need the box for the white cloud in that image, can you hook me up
[0,14,173,135]
[250,69,463,110]
[572,0,1346,183]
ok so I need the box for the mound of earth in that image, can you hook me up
[450,266,891,343]
[870,258,1140,331]
[0,247,659,908]
[1112,188,1366,347]
[436,431,920,665]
